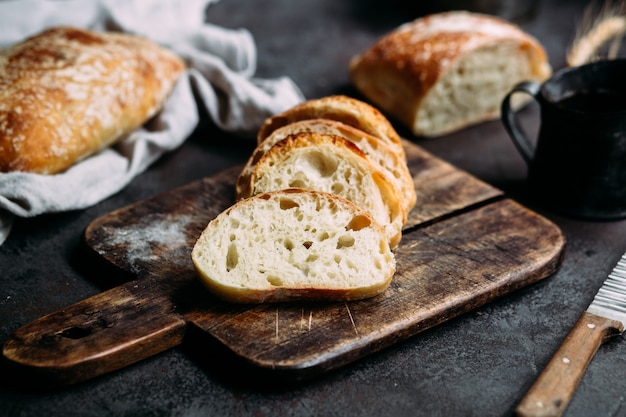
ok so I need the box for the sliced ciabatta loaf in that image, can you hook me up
[236,118,416,216]
[241,132,403,249]
[349,11,552,137]
[191,189,396,303]
[257,95,406,159]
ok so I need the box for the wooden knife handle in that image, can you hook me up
[2,278,187,388]
[515,311,624,417]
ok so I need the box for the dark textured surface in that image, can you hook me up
[2,1,626,416]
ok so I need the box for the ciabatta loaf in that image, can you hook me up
[257,95,406,159]
[0,26,185,174]
[349,11,552,137]
[191,189,395,303]
[236,118,416,216]
[241,132,403,249]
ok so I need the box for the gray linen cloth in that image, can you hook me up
[0,0,304,246]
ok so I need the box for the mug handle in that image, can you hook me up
[501,81,541,165]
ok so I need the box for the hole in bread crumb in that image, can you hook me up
[306,254,319,262]
[226,243,238,271]
[332,183,344,194]
[289,179,306,188]
[318,231,329,241]
[267,276,283,286]
[346,215,371,231]
[229,234,236,241]
[303,151,338,177]
[337,235,355,249]
[297,264,310,276]
[230,218,240,228]
[284,239,294,251]
[279,197,300,210]
[303,241,313,249]
[334,254,342,264]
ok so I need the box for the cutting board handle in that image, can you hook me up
[2,278,187,388]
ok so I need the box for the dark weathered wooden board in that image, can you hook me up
[2,141,565,386]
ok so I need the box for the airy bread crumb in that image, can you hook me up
[191,189,395,303]
[236,118,415,217]
[243,132,403,249]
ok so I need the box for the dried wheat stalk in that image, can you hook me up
[567,0,626,66]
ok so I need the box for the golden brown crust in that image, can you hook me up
[237,118,415,217]
[0,26,185,174]
[349,11,552,136]
[202,278,393,304]
[257,95,405,159]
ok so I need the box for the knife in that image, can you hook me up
[515,251,626,417]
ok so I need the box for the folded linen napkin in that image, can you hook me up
[0,0,304,246]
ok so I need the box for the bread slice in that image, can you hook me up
[236,118,416,216]
[257,95,406,159]
[349,11,552,137]
[242,132,404,248]
[191,188,396,303]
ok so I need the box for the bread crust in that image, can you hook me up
[257,95,406,159]
[237,118,416,216]
[349,11,552,137]
[0,26,185,174]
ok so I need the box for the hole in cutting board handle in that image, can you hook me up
[59,326,94,339]
[57,316,111,340]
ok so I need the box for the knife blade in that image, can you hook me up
[515,251,626,417]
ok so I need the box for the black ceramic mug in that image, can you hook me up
[501,59,626,220]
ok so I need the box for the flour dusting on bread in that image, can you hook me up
[0,26,185,174]
[349,11,551,137]
[257,95,406,159]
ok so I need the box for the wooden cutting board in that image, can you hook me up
[2,141,566,387]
